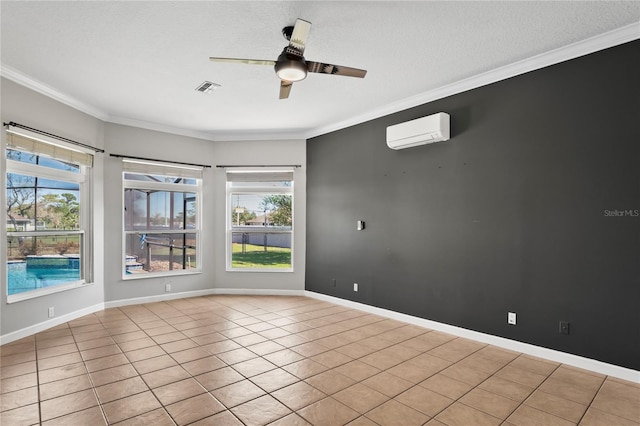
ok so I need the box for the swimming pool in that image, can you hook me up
[7,260,80,295]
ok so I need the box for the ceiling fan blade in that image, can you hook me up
[287,19,312,56]
[307,61,367,78]
[279,81,293,99]
[209,57,276,66]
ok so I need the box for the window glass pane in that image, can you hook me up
[5,132,91,299]
[124,189,196,231]
[6,173,80,231]
[231,232,291,269]
[6,234,82,295]
[229,192,292,270]
[124,188,147,230]
[122,163,201,278]
[184,197,197,229]
[6,173,35,231]
[125,233,197,274]
[230,194,292,229]
[6,148,80,173]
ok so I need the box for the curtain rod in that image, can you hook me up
[3,121,105,153]
[110,153,211,168]
[216,165,301,168]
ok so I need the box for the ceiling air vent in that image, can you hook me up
[195,81,220,94]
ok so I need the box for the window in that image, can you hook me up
[122,159,202,278]
[5,128,93,302]
[226,169,294,271]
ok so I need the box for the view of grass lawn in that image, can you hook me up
[232,243,291,269]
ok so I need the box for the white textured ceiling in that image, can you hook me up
[1,1,638,141]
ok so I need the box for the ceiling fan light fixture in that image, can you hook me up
[275,56,307,82]
[209,18,366,99]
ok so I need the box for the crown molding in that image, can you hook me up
[108,115,307,142]
[0,64,110,121]
[107,115,218,142]
[3,23,638,142]
[210,130,309,142]
[305,22,640,139]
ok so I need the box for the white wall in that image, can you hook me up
[212,140,306,293]
[1,80,306,340]
[103,123,217,302]
[103,126,306,303]
[1,78,105,337]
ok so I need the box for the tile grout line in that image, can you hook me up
[215,300,398,424]
[492,355,562,425]
[75,314,116,425]
[83,311,119,424]
[495,357,572,425]
[6,296,637,426]
[115,306,207,425]
[574,375,607,425]
[35,333,44,425]
[397,344,499,424]
[273,320,481,423]
[259,302,495,424]
[10,303,485,424]
[116,304,266,425]
[83,309,167,425]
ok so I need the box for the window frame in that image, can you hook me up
[4,129,93,303]
[225,170,294,273]
[121,161,203,280]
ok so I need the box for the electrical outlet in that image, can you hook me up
[165,284,171,292]
[507,312,516,325]
[48,307,54,318]
[353,283,358,292]
[559,321,570,335]
[331,278,336,287]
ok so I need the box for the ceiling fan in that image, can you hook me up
[209,18,367,99]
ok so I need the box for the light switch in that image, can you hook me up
[357,220,365,230]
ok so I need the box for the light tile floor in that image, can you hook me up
[1,295,638,425]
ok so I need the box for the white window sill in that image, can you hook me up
[122,269,202,281]
[225,268,294,273]
[7,280,90,304]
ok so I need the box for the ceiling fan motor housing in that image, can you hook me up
[275,49,308,82]
[282,26,294,41]
[209,18,365,99]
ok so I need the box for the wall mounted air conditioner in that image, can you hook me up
[386,112,450,150]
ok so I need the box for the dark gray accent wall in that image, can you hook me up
[306,40,640,370]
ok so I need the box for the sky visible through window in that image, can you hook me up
[232,194,268,217]
[6,151,82,230]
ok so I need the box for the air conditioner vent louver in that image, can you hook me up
[195,81,220,94]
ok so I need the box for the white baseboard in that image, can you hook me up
[104,287,306,309]
[103,289,219,309]
[3,289,636,384]
[209,288,306,297]
[305,291,640,384]
[0,303,104,346]
[1,288,304,345]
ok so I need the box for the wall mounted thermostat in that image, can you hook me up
[357,220,365,230]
